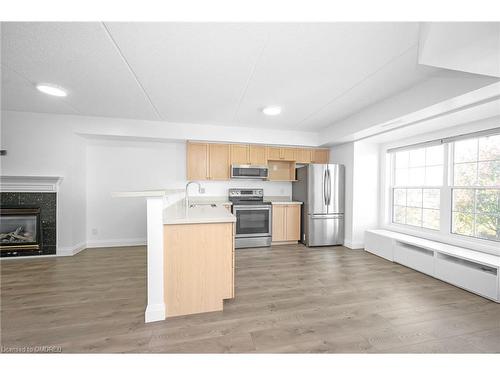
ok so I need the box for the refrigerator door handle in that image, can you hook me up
[326,168,332,206]
[323,168,328,207]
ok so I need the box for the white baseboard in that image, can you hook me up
[344,240,364,250]
[57,241,87,256]
[3,240,144,259]
[86,238,147,249]
[145,303,166,323]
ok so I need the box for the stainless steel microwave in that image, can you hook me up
[230,164,269,179]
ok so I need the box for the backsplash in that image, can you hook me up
[187,180,292,197]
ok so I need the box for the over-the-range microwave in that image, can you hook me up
[230,164,269,180]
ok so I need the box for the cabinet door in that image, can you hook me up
[230,144,249,165]
[295,148,312,164]
[209,143,230,180]
[187,142,209,180]
[249,145,267,165]
[267,147,281,160]
[281,147,296,161]
[285,205,301,241]
[312,149,330,164]
[272,205,287,242]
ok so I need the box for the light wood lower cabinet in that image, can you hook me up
[272,204,301,243]
[163,222,234,318]
[285,205,301,241]
[272,205,287,242]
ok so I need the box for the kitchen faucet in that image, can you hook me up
[185,181,205,208]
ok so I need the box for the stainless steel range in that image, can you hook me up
[229,188,272,249]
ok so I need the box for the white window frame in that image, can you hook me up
[381,129,500,256]
[389,144,448,235]
[449,141,500,242]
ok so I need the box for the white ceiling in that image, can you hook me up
[1,22,447,131]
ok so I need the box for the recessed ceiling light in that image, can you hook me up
[36,84,68,97]
[262,106,282,116]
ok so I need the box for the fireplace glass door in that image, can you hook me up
[0,208,41,251]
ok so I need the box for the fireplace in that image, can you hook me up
[0,191,56,257]
[0,207,42,253]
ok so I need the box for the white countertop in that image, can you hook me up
[111,189,185,198]
[265,196,303,205]
[188,196,232,206]
[188,196,303,205]
[163,199,236,225]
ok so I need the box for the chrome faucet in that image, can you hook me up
[185,181,205,208]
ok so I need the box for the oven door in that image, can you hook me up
[233,205,272,238]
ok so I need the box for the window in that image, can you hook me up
[391,145,443,230]
[451,135,500,241]
[388,131,500,244]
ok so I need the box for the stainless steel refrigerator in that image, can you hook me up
[292,164,345,246]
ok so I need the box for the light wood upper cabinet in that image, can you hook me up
[272,205,287,242]
[267,147,281,160]
[295,148,312,164]
[249,145,267,165]
[187,142,229,180]
[230,144,249,165]
[312,148,330,164]
[187,142,209,180]
[272,204,301,242]
[209,143,230,180]
[188,141,329,179]
[285,205,301,241]
[281,147,296,161]
[267,146,296,161]
[268,161,296,181]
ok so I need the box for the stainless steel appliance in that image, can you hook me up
[231,165,268,180]
[229,188,272,248]
[292,164,345,246]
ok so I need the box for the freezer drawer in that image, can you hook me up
[306,214,344,247]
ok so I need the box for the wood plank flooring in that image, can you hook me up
[1,244,499,353]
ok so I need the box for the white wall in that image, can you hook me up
[329,142,354,248]
[0,111,87,254]
[1,111,309,252]
[351,141,380,248]
[86,139,291,247]
[330,141,380,249]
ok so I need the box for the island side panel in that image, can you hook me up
[163,222,234,317]
[144,197,166,323]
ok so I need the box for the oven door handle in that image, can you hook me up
[233,206,271,210]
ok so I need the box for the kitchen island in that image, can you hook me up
[163,200,236,317]
[112,190,235,322]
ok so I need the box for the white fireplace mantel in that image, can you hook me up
[0,175,64,193]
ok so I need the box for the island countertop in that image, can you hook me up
[163,199,236,225]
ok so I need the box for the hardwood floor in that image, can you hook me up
[1,244,499,353]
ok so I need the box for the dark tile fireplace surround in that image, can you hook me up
[0,192,56,257]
